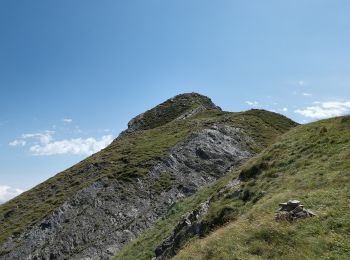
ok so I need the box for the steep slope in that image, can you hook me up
[0,93,297,259]
[115,115,350,259]
[124,93,221,133]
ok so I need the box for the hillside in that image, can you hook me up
[0,93,297,259]
[115,116,350,260]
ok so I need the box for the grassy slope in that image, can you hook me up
[0,109,296,250]
[174,116,350,260]
[128,93,219,131]
[113,110,297,260]
[0,117,193,245]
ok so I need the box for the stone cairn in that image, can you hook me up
[275,200,316,222]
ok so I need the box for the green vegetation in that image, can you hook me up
[113,174,234,260]
[128,93,219,131]
[152,172,174,193]
[113,111,297,260]
[174,116,350,260]
[114,116,350,260]
[0,104,296,250]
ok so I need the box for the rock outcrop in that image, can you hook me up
[275,200,316,222]
[0,93,298,260]
[155,200,211,260]
[0,125,254,259]
[155,179,241,260]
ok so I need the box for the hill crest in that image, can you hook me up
[125,92,221,133]
[0,93,297,259]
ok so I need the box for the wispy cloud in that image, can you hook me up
[9,131,54,147]
[9,139,26,147]
[295,101,350,119]
[9,131,114,156]
[29,135,113,156]
[21,131,54,144]
[62,118,73,123]
[245,101,259,107]
[0,185,23,204]
[302,93,312,97]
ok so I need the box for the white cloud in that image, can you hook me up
[282,107,288,112]
[245,101,259,107]
[9,139,26,147]
[21,131,54,144]
[302,93,312,97]
[10,130,114,156]
[29,135,114,156]
[0,185,23,204]
[295,101,350,119]
[62,118,73,123]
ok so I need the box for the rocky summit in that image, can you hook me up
[0,93,297,259]
[3,93,349,260]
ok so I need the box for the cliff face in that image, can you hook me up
[0,93,297,259]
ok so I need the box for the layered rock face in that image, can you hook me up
[1,125,254,259]
[0,93,297,259]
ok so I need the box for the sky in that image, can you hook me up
[1,0,350,203]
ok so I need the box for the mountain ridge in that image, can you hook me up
[115,115,350,260]
[0,93,298,259]
[124,92,221,134]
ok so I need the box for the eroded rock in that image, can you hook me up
[275,200,316,222]
[155,179,242,260]
[155,200,211,260]
[0,126,254,260]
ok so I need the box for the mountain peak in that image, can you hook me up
[126,92,221,132]
[0,93,299,259]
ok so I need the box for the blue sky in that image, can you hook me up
[1,0,350,202]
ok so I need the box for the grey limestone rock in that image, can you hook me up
[0,125,255,260]
[154,178,242,260]
[275,200,316,222]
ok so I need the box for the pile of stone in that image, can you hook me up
[275,200,316,222]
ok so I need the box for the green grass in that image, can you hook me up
[174,116,350,260]
[113,174,234,260]
[113,110,297,260]
[152,172,175,194]
[127,93,219,131]
[0,108,296,250]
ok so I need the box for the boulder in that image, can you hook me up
[275,200,315,222]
